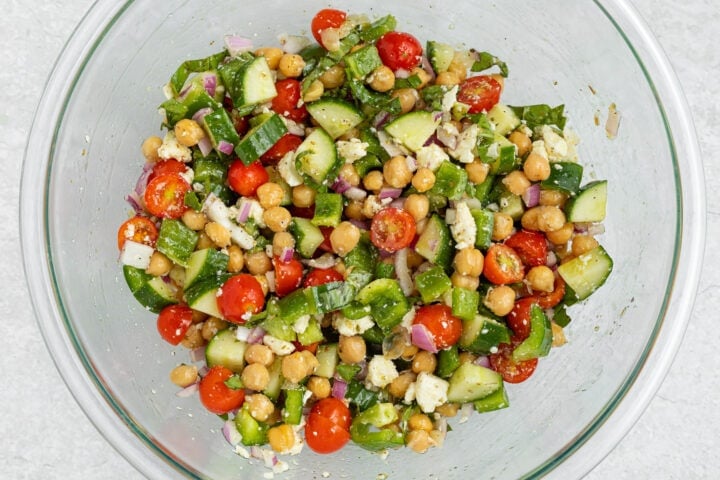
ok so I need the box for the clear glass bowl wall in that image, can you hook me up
[25,0,703,478]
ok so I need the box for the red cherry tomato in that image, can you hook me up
[506,297,537,341]
[483,244,525,285]
[370,207,416,253]
[117,216,158,250]
[303,268,344,287]
[261,133,303,164]
[143,173,190,219]
[232,114,250,137]
[217,274,266,324]
[413,304,463,350]
[272,256,304,297]
[489,341,538,384]
[305,412,351,454]
[290,205,315,219]
[199,365,246,415]
[457,75,502,114]
[148,159,187,183]
[504,230,548,267]
[536,275,566,309]
[293,341,319,354]
[227,160,269,197]
[271,79,308,123]
[376,31,423,71]
[156,304,194,345]
[317,226,334,253]
[310,8,347,48]
[310,397,352,430]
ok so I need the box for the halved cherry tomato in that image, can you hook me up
[303,268,344,287]
[271,79,308,123]
[504,230,548,267]
[483,244,525,285]
[305,412,351,454]
[227,160,269,197]
[293,341,319,354]
[272,256,304,297]
[489,341,538,384]
[317,226,334,253]
[261,133,303,164]
[370,207,416,253]
[144,173,190,219]
[536,275,566,309]
[376,31,423,71]
[310,397,352,430]
[506,297,537,341]
[217,274,266,324]
[413,304,462,350]
[457,75,502,114]
[156,304,194,345]
[310,8,347,47]
[290,205,315,219]
[232,114,250,137]
[117,215,158,250]
[199,365,245,415]
[148,158,187,183]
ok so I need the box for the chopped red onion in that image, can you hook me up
[420,55,436,80]
[189,347,205,363]
[279,34,310,54]
[389,197,406,209]
[280,246,295,263]
[546,250,558,268]
[265,270,276,293]
[161,275,172,284]
[217,140,234,155]
[522,183,541,208]
[331,177,352,194]
[192,107,213,123]
[202,74,217,97]
[377,130,406,157]
[302,254,337,269]
[178,83,192,100]
[250,446,264,460]
[224,35,254,57]
[394,68,410,79]
[125,193,143,214]
[134,162,154,196]
[175,382,199,398]
[198,366,209,377]
[473,356,491,368]
[349,219,369,230]
[373,111,391,128]
[377,248,394,259]
[343,186,367,201]
[411,323,438,353]
[235,326,251,342]
[395,248,414,296]
[331,378,348,399]
[222,419,242,446]
[378,187,403,200]
[574,222,590,233]
[588,223,606,236]
[247,326,267,345]
[197,136,213,157]
[237,200,252,223]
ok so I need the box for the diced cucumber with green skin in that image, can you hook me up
[557,245,613,303]
[306,98,364,139]
[228,56,278,109]
[344,45,382,79]
[487,103,521,136]
[156,219,199,267]
[282,388,305,425]
[447,362,503,403]
[295,128,340,185]
[205,328,247,373]
[427,41,455,74]
[414,214,454,271]
[122,265,177,313]
[359,14,397,42]
[541,161,584,195]
[470,209,494,249]
[565,180,608,222]
[436,345,461,378]
[353,154,382,177]
[451,287,480,322]
[384,111,441,152]
[356,279,411,333]
[296,317,324,345]
[315,343,338,378]
[263,358,283,401]
[512,304,552,362]
[235,406,269,446]
[203,108,241,154]
[498,190,525,220]
[184,274,229,318]
[235,113,288,164]
[311,192,344,227]
[474,381,509,412]
[415,266,452,303]
[459,314,511,354]
[184,248,229,288]
[480,135,517,175]
[430,161,468,200]
[289,217,324,258]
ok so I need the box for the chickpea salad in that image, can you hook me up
[117,8,613,472]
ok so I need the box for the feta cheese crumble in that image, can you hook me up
[158,131,192,163]
[450,201,477,250]
[366,355,399,388]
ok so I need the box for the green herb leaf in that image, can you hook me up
[509,104,567,130]
[170,50,228,95]
[224,375,244,390]
[471,51,509,77]
[335,363,362,382]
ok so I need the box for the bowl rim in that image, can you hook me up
[20,0,706,478]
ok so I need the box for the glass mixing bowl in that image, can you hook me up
[21,0,704,478]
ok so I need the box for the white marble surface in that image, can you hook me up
[1,0,718,478]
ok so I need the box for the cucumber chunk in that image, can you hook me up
[384,111,441,152]
[557,245,613,303]
[184,275,229,318]
[474,382,509,412]
[295,128,340,185]
[237,56,278,108]
[566,180,608,222]
[459,314,511,355]
[205,328,247,373]
[156,219,199,267]
[512,304,552,362]
[123,265,177,313]
[315,343,339,378]
[185,248,229,288]
[306,98,364,139]
[447,362,503,403]
[289,217,324,258]
[414,214,454,271]
[235,113,288,164]
[487,103,521,136]
[426,41,454,74]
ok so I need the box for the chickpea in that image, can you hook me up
[453,248,484,277]
[435,71,461,86]
[241,363,270,391]
[282,350,319,384]
[408,413,433,432]
[181,323,205,349]
[523,152,551,181]
[254,47,283,69]
[435,403,459,418]
[303,79,325,103]
[451,272,480,290]
[201,317,228,341]
[226,245,245,272]
[412,351,437,374]
[539,189,568,208]
[344,200,364,221]
[256,182,284,209]
[338,163,360,187]
[407,250,425,269]
[330,221,360,257]
[272,231,295,258]
[465,161,490,185]
[174,119,205,147]
[383,155,413,188]
[388,371,416,398]
[392,88,419,114]
[254,274,269,296]
[169,264,186,288]
[484,285,516,317]
[401,343,420,362]
[411,168,435,193]
[191,309,207,324]
[406,429,432,453]
[292,184,316,208]
[410,67,432,88]
[278,53,305,78]
[141,136,163,162]
[535,206,566,233]
[263,206,292,232]
[572,235,599,257]
[458,352,477,365]
[546,222,574,245]
[146,251,172,277]
[319,64,346,89]
[368,65,395,92]
[416,217,428,235]
[244,393,275,422]
[363,170,385,191]
[521,207,540,231]
[267,424,296,453]
[307,376,332,399]
[338,335,366,364]
[245,251,272,275]
[181,209,207,231]
[195,231,214,250]
[205,222,231,248]
[405,194,430,222]
[508,131,532,157]
[492,212,514,241]
[447,60,468,82]
[526,266,555,293]
[502,170,531,196]
[169,364,198,388]
[244,344,274,366]
[552,322,567,347]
